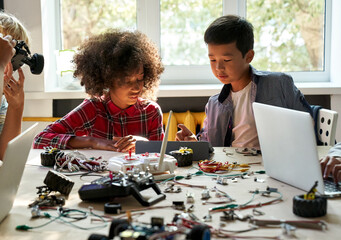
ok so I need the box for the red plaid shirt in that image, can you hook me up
[33,97,164,149]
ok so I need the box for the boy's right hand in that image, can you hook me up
[175,124,197,141]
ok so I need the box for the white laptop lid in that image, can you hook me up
[252,103,325,193]
[0,123,38,223]
[158,111,172,168]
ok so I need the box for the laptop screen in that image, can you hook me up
[252,102,325,193]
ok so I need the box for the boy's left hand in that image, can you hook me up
[113,135,148,152]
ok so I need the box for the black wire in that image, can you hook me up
[79,171,105,180]
[58,208,88,220]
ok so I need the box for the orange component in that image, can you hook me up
[198,160,230,173]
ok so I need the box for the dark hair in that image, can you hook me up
[73,29,164,101]
[204,15,254,57]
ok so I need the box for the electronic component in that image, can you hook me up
[217,176,228,185]
[186,192,195,204]
[87,216,211,240]
[78,170,165,206]
[54,150,107,172]
[293,181,327,217]
[107,152,177,178]
[104,203,122,214]
[172,201,185,210]
[41,147,60,167]
[28,171,73,208]
[169,147,193,167]
[164,183,182,193]
[28,186,66,208]
[201,189,211,200]
[108,111,177,181]
[44,170,74,196]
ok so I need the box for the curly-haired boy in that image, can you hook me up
[33,29,164,152]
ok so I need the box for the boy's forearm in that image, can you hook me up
[0,67,3,106]
[0,104,23,142]
[68,136,94,149]
[0,104,23,159]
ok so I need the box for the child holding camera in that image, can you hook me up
[0,11,29,160]
[33,29,164,152]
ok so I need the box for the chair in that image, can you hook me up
[163,111,206,141]
[317,108,338,146]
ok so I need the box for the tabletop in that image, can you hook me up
[0,146,340,240]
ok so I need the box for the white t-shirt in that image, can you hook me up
[231,82,260,148]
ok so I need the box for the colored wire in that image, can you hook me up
[179,216,279,239]
[209,189,283,213]
[16,208,107,231]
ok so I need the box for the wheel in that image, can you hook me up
[104,202,122,214]
[108,219,130,239]
[55,196,66,206]
[87,233,109,240]
[293,194,327,217]
[187,224,211,240]
[41,148,60,167]
[43,170,74,196]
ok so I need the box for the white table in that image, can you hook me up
[0,147,340,239]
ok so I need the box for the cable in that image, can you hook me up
[16,207,107,231]
[209,189,283,213]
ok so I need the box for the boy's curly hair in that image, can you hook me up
[73,29,164,101]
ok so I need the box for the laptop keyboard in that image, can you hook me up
[324,178,341,193]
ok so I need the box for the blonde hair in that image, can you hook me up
[0,11,30,46]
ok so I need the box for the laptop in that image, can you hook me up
[136,141,212,161]
[252,102,341,197]
[0,123,38,223]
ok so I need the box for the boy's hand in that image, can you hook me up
[0,34,16,70]
[113,135,148,152]
[87,138,119,151]
[3,68,25,109]
[320,155,341,183]
[175,124,197,141]
[70,135,148,152]
[4,62,13,80]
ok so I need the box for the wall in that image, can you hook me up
[5,0,341,142]
[4,0,53,118]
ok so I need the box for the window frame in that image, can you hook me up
[41,0,331,92]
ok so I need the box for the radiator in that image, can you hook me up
[163,111,206,141]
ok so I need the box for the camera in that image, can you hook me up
[11,40,44,74]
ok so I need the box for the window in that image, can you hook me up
[160,0,222,65]
[61,0,136,50]
[41,0,331,92]
[247,0,326,73]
